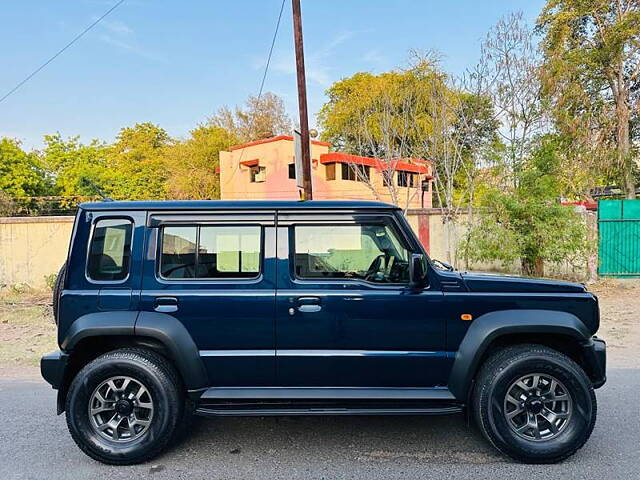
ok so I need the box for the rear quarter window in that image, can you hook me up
[87,218,133,281]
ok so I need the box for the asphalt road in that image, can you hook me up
[1,368,639,480]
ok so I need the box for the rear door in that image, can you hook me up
[275,210,448,387]
[140,211,277,386]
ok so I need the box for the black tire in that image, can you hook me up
[52,262,66,324]
[65,348,184,465]
[472,344,597,464]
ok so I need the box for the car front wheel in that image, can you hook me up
[65,348,183,465]
[473,344,597,463]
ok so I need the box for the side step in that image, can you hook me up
[199,387,456,401]
[195,387,462,417]
[196,405,462,417]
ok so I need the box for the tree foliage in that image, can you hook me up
[41,133,107,199]
[165,125,237,199]
[210,92,291,143]
[0,138,50,212]
[463,135,590,276]
[537,0,640,198]
[103,123,172,200]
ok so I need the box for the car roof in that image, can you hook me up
[79,200,399,211]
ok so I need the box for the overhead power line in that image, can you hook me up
[258,0,287,101]
[0,0,125,105]
[226,0,287,184]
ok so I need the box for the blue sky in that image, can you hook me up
[0,0,545,150]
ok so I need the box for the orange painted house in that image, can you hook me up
[219,135,433,208]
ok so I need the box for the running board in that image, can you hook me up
[199,387,456,401]
[196,406,462,417]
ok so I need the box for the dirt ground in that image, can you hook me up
[0,281,637,379]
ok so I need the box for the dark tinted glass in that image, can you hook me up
[160,227,197,278]
[87,219,133,281]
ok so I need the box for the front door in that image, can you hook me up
[140,212,277,386]
[275,211,447,387]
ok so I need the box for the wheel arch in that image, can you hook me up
[57,311,208,414]
[448,309,592,402]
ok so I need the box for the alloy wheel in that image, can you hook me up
[88,376,154,442]
[503,373,572,442]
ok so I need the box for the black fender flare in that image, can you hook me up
[60,311,208,391]
[135,311,208,391]
[61,311,138,350]
[448,309,591,401]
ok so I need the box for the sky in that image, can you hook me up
[0,0,545,150]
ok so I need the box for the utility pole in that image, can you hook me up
[292,0,313,200]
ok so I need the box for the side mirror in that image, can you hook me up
[409,253,426,288]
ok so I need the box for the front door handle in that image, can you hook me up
[154,296,178,313]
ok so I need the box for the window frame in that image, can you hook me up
[290,217,414,287]
[397,171,417,187]
[249,165,266,183]
[85,216,134,284]
[157,223,264,282]
[341,163,370,182]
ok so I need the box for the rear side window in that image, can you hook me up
[160,225,261,279]
[87,219,133,281]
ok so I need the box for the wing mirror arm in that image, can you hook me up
[409,253,427,289]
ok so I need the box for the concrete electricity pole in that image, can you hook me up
[292,0,313,200]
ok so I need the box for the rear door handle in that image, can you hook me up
[298,304,322,313]
[154,296,178,313]
[289,296,322,314]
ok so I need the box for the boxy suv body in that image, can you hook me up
[41,200,606,464]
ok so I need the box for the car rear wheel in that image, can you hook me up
[65,348,183,465]
[472,344,597,463]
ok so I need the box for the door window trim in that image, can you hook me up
[85,216,134,285]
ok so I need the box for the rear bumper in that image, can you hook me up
[583,337,606,389]
[40,350,68,390]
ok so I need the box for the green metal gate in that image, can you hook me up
[598,199,640,277]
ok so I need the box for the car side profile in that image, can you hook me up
[41,200,606,465]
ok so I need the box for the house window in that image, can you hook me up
[341,163,370,182]
[250,166,266,183]
[288,163,296,180]
[383,170,393,187]
[421,179,430,192]
[326,163,336,180]
[397,171,416,187]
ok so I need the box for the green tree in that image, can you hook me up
[0,138,50,213]
[165,125,237,199]
[104,123,172,200]
[210,92,291,143]
[463,135,590,277]
[41,133,108,199]
[537,0,640,198]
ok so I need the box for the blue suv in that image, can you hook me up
[41,200,606,464]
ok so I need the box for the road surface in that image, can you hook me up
[1,367,638,480]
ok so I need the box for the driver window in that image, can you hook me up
[294,223,410,284]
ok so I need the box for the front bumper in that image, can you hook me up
[40,350,69,390]
[582,337,606,389]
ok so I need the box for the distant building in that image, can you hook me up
[219,135,433,208]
